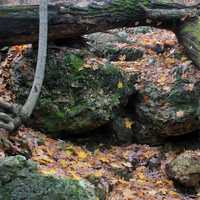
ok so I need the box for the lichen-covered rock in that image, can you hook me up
[130,59,200,144]
[0,156,97,200]
[110,58,200,144]
[86,32,144,61]
[87,29,200,144]
[11,47,137,134]
[165,151,200,187]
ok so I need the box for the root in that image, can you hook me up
[0,0,48,132]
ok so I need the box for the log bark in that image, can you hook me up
[177,19,200,68]
[0,0,200,67]
[0,0,199,46]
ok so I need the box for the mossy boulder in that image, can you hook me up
[166,151,200,187]
[130,61,200,144]
[0,156,97,200]
[11,47,137,134]
[86,30,200,144]
[110,54,200,144]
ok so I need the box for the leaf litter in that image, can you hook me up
[0,29,199,200]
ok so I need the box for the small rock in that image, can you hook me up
[117,31,128,40]
[147,155,161,171]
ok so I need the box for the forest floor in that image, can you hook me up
[0,29,200,200]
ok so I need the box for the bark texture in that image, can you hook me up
[0,0,199,46]
[177,19,200,69]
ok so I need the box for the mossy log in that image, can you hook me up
[0,0,200,67]
[177,19,200,68]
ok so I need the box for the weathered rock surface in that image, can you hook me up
[11,47,136,134]
[104,30,200,144]
[131,57,200,144]
[0,155,97,200]
[11,29,200,144]
[117,62,200,144]
[86,32,144,61]
[166,151,200,187]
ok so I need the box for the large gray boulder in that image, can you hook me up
[11,47,136,134]
[113,60,200,144]
[12,29,200,144]
[0,155,97,200]
[131,60,200,143]
[86,30,200,144]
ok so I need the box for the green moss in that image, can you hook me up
[178,19,200,68]
[87,0,150,17]
[180,19,200,36]
[55,111,65,119]
[0,6,37,17]
[64,53,84,72]
[14,49,136,134]
[111,93,121,105]
[0,176,96,200]
[37,59,132,132]
[0,156,97,200]
[168,79,199,112]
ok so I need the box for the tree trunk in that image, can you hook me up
[0,0,200,66]
[0,0,199,45]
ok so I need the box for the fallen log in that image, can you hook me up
[0,0,199,45]
[0,0,200,67]
[177,19,200,69]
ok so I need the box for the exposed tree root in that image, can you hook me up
[0,0,48,132]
